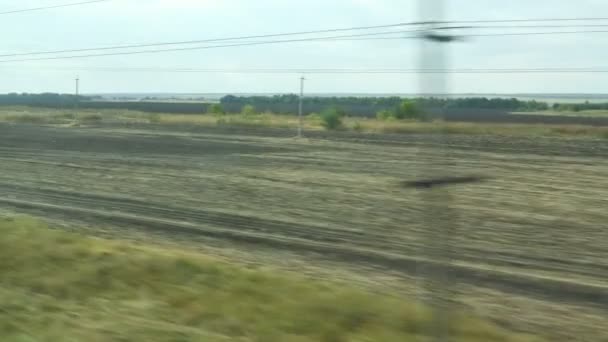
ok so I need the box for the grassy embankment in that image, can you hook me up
[0,216,543,342]
[1,106,608,139]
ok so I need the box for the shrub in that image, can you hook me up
[208,103,224,116]
[376,109,394,121]
[376,101,425,121]
[353,121,363,132]
[395,100,424,120]
[241,104,256,116]
[320,107,345,130]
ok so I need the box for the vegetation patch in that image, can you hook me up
[0,217,541,342]
[3,107,608,138]
[319,107,345,130]
[376,100,426,121]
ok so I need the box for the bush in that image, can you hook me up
[208,103,224,116]
[395,100,424,120]
[376,101,425,121]
[320,107,345,130]
[241,104,256,116]
[376,109,394,121]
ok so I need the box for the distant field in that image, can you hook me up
[0,121,606,340]
[1,106,608,138]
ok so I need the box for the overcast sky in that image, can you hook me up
[1,0,607,94]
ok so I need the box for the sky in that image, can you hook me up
[1,0,608,94]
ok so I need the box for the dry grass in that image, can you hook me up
[2,106,608,138]
[0,216,541,342]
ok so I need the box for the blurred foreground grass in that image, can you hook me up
[0,217,542,342]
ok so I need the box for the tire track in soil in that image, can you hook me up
[3,179,605,281]
[101,124,608,158]
[1,183,607,309]
[0,183,397,249]
[2,179,606,281]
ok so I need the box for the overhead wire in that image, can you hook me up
[336,30,608,41]
[1,16,608,64]
[3,17,608,59]
[3,28,608,64]
[0,0,111,15]
[437,17,608,24]
[0,23,426,58]
[463,29,608,37]
[0,29,428,63]
[457,24,608,29]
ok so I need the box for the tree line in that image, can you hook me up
[5,93,608,115]
[220,95,550,112]
[0,93,207,113]
[0,93,91,106]
[552,102,608,112]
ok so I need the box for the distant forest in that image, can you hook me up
[220,95,549,116]
[0,93,90,107]
[2,92,608,116]
[220,94,551,112]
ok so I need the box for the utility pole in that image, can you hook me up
[298,76,305,138]
[74,76,80,111]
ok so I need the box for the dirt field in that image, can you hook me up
[0,123,606,340]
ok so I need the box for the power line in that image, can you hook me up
[467,29,608,37]
[338,30,608,41]
[2,29,608,64]
[0,29,425,63]
[441,17,608,24]
[0,0,111,15]
[0,23,424,58]
[4,18,608,58]
[461,24,608,29]
[2,17,608,63]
